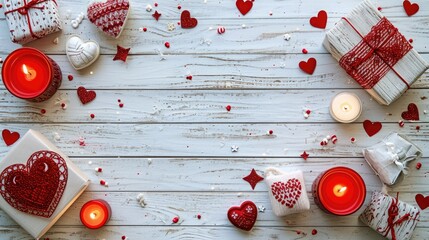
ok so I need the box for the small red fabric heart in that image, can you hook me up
[363,120,382,137]
[2,129,20,146]
[403,0,419,16]
[299,58,317,75]
[77,87,96,104]
[271,178,302,208]
[227,201,257,231]
[0,151,68,218]
[181,10,198,29]
[415,194,429,210]
[402,103,419,121]
[236,0,253,16]
[310,10,328,29]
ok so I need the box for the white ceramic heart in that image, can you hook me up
[66,36,100,70]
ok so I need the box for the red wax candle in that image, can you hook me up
[80,199,112,229]
[1,48,62,102]
[312,166,366,216]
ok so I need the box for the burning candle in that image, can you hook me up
[80,199,111,229]
[329,92,362,123]
[312,166,366,216]
[1,48,62,102]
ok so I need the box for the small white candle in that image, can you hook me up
[330,92,362,123]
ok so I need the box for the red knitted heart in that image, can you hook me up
[0,151,68,218]
[310,10,328,29]
[402,103,419,121]
[87,0,130,38]
[236,0,253,16]
[415,194,429,210]
[227,201,257,231]
[363,120,382,137]
[299,58,317,75]
[403,0,419,16]
[2,129,20,146]
[181,10,198,29]
[271,179,302,208]
[77,87,97,105]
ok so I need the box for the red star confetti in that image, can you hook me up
[243,168,264,190]
[152,10,161,21]
[300,151,309,160]
[113,45,131,62]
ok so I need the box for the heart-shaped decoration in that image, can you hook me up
[403,0,419,16]
[363,120,382,137]
[2,129,20,146]
[87,0,130,38]
[227,201,257,231]
[299,57,317,75]
[310,10,328,29]
[181,10,198,29]
[66,36,100,70]
[415,194,429,210]
[271,179,302,208]
[402,103,419,121]
[77,87,97,105]
[236,0,253,16]
[0,151,68,218]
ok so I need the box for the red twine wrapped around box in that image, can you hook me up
[339,17,413,89]
[4,0,57,39]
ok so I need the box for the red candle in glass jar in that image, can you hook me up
[80,199,112,229]
[312,166,366,216]
[1,48,62,102]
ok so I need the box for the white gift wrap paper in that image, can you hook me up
[363,132,422,186]
[264,168,310,217]
[323,0,429,105]
[0,130,89,239]
[360,191,420,240]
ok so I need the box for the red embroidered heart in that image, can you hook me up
[87,0,130,38]
[77,87,96,104]
[271,179,302,208]
[0,151,68,218]
[236,0,253,16]
[2,129,20,146]
[363,120,382,137]
[310,10,328,29]
[299,57,317,75]
[402,103,419,121]
[403,0,419,16]
[415,194,429,210]
[227,201,257,231]
[181,10,198,29]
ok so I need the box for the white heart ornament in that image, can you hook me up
[66,36,100,70]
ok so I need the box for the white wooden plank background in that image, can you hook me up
[0,0,428,239]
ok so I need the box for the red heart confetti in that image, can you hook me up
[401,103,419,121]
[271,178,302,208]
[236,0,253,16]
[113,45,131,62]
[181,10,198,29]
[2,129,20,146]
[363,120,382,137]
[415,194,429,210]
[299,58,317,75]
[227,201,257,231]
[310,10,328,29]
[77,87,97,104]
[403,0,419,16]
[0,151,68,218]
[242,168,264,190]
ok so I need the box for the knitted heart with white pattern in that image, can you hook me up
[87,0,130,38]
[271,178,302,208]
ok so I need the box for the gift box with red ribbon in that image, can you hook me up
[360,191,420,240]
[3,0,62,44]
[324,0,429,105]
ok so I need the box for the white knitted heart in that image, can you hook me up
[66,36,100,70]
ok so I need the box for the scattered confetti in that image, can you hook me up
[302,48,308,54]
[351,137,356,143]
[231,145,239,152]
[299,57,317,75]
[2,129,20,146]
[68,75,74,81]
[95,167,103,172]
[167,22,176,31]
[197,214,201,219]
[136,193,147,207]
[100,179,108,186]
[416,125,421,131]
[409,38,414,43]
[242,168,264,190]
[40,109,46,114]
[283,33,291,41]
[61,103,67,110]
[79,137,85,146]
[113,45,131,62]
[363,120,382,137]
[226,105,232,111]
[310,10,328,29]
[403,0,419,16]
[416,162,422,170]
[236,0,253,15]
[52,37,59,44]
[154,2,158,7]
[378,6,382,11]
[268,130,274,135]
[402,103,420,121]
[172,216,179,223]
[181,10,198,28]
[177,5,181,10]
[77,87,96,104]
[312,229,318,235]
[119,103,124,108]
[300,151,309,160]
[258,205,266,212]
[121,236,127,240]
[165,42,170,48]
[152,11,161,21]
[399,120,405,127]
[217,26,226,34]
[331,135,338,144]
[146,4,152,12]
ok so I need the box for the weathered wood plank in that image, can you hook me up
[0,89,427,123]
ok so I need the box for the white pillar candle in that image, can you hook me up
[330,92,362,123]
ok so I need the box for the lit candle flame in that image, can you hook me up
[338,186,347,193]
[22,64,29,75]
[90,212,97,219]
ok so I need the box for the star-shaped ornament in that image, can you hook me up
[113,45,131,62]
[243,168,264,190]
[300,151,309,160]
[152,11,161,21]
[231,145,239,152]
